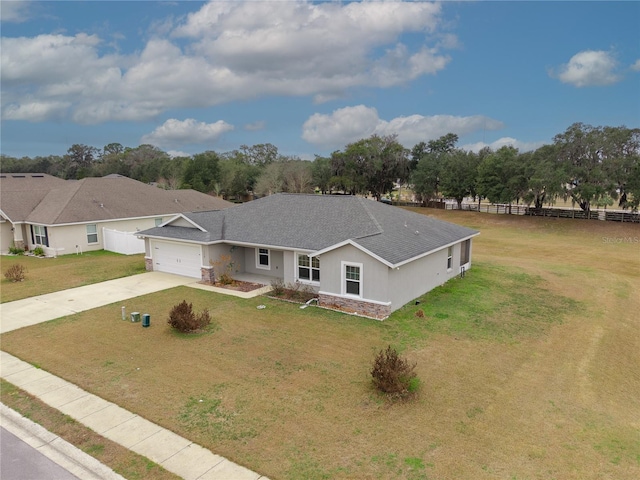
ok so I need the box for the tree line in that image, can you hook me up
[1,123,638,213]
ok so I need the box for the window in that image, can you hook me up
[447,246,453,270]
[344,263,362,297]
[32,225,49,247]
[460,240,470,265]
[87,224,98,244]
[298,254,320,282]
[155,218,163,227]
[256,248,270,269]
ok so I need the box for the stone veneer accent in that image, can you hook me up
[318,293,391,320]
[144,257,153,271]
[201,267,215,284]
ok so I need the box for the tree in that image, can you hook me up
[254,162,284,196]
[520,144,564,209]
[338,134,407,201]
[552,123,639,214]
[182,151,220,193]
[62,144,99,179]
[282,159,314,193]
[238,143,279,166]
[440,150,480,209]
[477,146,525,209]
[410,133,459,202]
[311,156,332,194]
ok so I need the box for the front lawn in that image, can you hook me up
[0,251,145,303]
[2,212,639,479]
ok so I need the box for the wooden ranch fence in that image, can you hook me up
[394,200,640,223]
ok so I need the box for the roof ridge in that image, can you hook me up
[354,197,383,239]
[49,179,84,224]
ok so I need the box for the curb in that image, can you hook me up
[0,403,127,480]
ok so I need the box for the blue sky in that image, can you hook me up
[1,1,639,159]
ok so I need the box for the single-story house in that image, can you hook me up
[0,173,232,256]
[138,194,479,318]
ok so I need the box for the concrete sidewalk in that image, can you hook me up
[0,352,268,480]
[1,272,271,479]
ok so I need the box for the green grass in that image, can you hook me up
[383,262,578,349]
[0,250,145,302]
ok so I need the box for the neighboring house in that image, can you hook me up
[138,194,479,318]
[0,173,232,256]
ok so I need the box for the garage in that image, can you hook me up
[151,240,202,278]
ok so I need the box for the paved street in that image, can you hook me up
[1,427,80,480]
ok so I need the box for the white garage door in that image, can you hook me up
[152,241,202,278]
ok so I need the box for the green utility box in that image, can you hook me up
[131,312,141,322]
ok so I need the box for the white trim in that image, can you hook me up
[159,213,206,231]
[256,247,271,270]
[86,224,99,244]
[318,291,391,307]
[312,239,394,268]
[342,261,363,298]
[446,245,453,271]
[391,232,480,269]
[19,213,201,228]
[295,252,320,285]
[311,232,480,269]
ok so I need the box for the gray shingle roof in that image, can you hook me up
[1,174,233,225]
[140,194,479,266]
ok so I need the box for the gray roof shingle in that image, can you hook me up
[0,174,233,225]
[140,194,479,266]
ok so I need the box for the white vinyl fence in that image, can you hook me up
[103,228,145,255]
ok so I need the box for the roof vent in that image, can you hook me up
[100,203,104,208]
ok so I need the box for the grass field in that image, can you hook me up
[1,210,639,479]
[0,251,146,303]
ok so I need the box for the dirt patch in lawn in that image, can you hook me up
[2,211,639,479]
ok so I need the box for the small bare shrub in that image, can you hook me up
[371,345,418,398]
[4,264,26,282]
[168,300,211,333]
[270,278,285,296]
[415,309,425,318]
[210,254,235,285]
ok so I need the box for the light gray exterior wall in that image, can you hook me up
[282,250,296,284]
[244,247,284,278]
[318,244,389,304]
[388,240,470,310]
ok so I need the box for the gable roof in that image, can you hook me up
[0,173,68,222]
[0,174,233,225]
[139,194,479,267]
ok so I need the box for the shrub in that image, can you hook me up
[371,345,418,398]
[270,278,285,296]
[33,246,45,257]
[168,300,211,333]
[8,245,24,255]
[210,254,235,285]
[4,264,26,282]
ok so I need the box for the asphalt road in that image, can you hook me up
[0,427,80,480]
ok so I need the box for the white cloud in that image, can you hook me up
[631,59,640,72]
[2,100,70,122]
[461,137,546,153]
[552,50,620,87]
[167,150,192,159]
[1,0,32,23]
[302,105,503,149]
[1,1,455,123]
[244,121,265,131]
[141,118,234,148]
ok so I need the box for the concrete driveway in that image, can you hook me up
[0,272,194,334]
